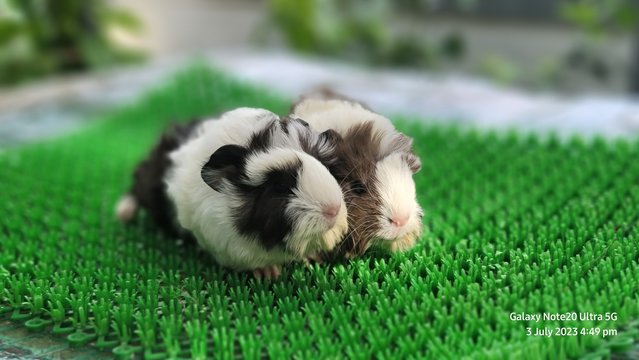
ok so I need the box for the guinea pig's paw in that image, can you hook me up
[303,253,324,267]
[115,194,138,222]
[252,265,282,280]
[343,251,358,260]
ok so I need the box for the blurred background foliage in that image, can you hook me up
[266,0,465,68]
[557,0,639,92]
[266,0,639,93]
[0,0,638,94]
[0,0,144,85]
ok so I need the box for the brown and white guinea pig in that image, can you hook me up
[290,91,423,258]
[116,108,348,278]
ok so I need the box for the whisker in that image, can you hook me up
[345,219,376,240]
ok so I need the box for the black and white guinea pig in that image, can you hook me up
[117,108,348,278]
[290,92,423,258]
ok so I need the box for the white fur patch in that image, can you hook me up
[293,99,395,142]
[242,148,301,186]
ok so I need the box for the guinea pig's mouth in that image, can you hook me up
[386,225,422,241]
[378,229,407,242]
[283,230,326,258]
[283,204,348,257]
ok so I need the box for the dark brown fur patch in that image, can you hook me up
[329,122,383,257]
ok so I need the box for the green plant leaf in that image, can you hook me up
[103,7,143,33]
[559,2,600,32]
[0,20,24,46]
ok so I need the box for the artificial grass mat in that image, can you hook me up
[1,65,638,360]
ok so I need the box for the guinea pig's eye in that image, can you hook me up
[351,180,367,195]
[273,182,292,195]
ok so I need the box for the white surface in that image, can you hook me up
[1,51,638,146]
[208,51,639,139]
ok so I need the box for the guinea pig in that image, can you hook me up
[290,93,423,258]
[117,108,348,278]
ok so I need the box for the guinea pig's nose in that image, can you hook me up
[322,204,341,220]
[389,215,409,228]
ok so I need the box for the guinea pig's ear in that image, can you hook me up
[201,144,249,192]
[316,129,342,164]
[387,133,414,154]
[403,152,422,174]
[385,133,421,173]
